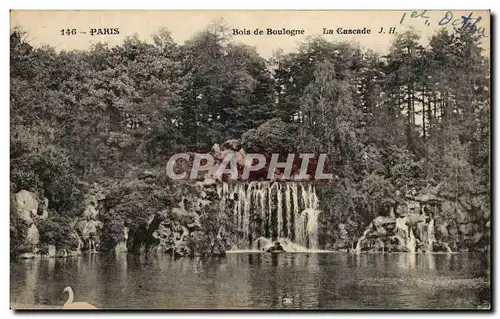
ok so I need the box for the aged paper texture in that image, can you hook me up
[10,10,491,310]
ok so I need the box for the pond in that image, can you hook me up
[10,252,491,310]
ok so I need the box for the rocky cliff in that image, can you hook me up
[11,141,490,258]
[354,193,490,253]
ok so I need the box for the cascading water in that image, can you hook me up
[426,219,436,251]
[217,181,320,250]
[355,214,446,253]
[407,228,416,252]
[355,228,372,252]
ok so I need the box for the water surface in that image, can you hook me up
[10,252,491,310]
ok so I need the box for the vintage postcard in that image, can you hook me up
[10,10,491,310]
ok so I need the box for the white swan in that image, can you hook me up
[62,286,98,309]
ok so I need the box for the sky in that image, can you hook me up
[10,10,490,58]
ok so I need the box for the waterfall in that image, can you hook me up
[277,183,283,238]
[305,208,320,249]
[355,215,450,253]
[443,242,453,253]
[407,228,416,253]
[355,228,371,252]
[258,183,267,236]
[217,181,320,250]
[285,184,292,238]
[426,218,435,252]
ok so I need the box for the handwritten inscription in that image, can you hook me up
[399,10,488,37]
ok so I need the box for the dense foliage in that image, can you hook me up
[10,22,490,252]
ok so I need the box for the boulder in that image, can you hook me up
[18,252,35,259]
[436,223,449,240]
[212,143,221,155]
[171,207,201,230]
[414,193,442,203]
[222,139,240,151]
[404,214,427,227]
[197,178,216,186]
[37,197,49,220]
[407,201,421,214]
[173,243,190,258]
[253,237,274,251]
[358,212,438,253]
[14,190,39,223]
[372,216,395,227]
[26,224,40,246]
[373,225,388,237]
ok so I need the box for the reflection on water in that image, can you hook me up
[11,253,491,309]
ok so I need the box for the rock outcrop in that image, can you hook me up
[73,188,105,252]
[12,136,490,259]
[126,182,231,257]
[26,224,40,246]
[13,184,105,259]
[14,190,39,223]
[12,190,50,257]
[13,190,49,223]
[355,191,490,253]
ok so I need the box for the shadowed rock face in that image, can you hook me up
[355,193,490,253]
[26,224,39,246]
[13,190,49,223]
[12,190,50,256]
[14,190,38,223]
[12,136,490,259]
[71,189,105,252]
[125,181,490,256]
[75,219,103,240]
[356,213,436,253]
[404,214,427,227]
[126,188,227,257]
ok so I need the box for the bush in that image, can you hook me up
[241,118,298,153]
[100,216,125,250]
[10,208,29,255]
[37,214,79,250]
